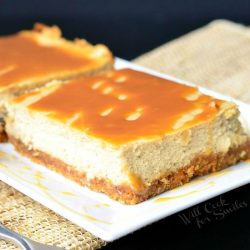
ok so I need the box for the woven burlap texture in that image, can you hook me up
[1,19,250,249]
[134,19,250,104]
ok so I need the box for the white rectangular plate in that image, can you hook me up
[0,58,250,241]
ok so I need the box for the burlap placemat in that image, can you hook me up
[1,19,250,249]
[134,19,250,104]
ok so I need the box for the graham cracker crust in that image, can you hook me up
[8,135,250,204]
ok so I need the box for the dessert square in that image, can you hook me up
[5,69,250,204]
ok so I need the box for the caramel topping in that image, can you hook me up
[29,69,222,144]
[0,35,101,87]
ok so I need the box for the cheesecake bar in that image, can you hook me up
[5,69,250,204]
[0,23,113,141]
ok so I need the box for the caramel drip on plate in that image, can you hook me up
[29,69,222,144]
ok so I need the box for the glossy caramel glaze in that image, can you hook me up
[28,69,222,144]
[0,35,103,87]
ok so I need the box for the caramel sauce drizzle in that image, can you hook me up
[29,69,222,144]
[0,35,95,87]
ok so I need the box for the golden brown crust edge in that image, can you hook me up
[0,122,7,142]
[0,132,7,142]
[8,135,250,204]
